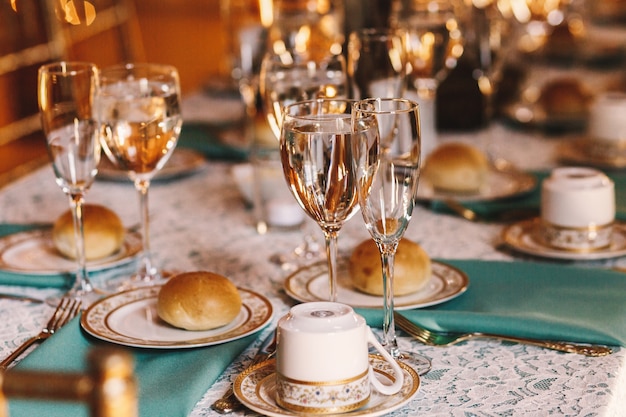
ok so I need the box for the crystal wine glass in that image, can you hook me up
[279,98,378,301]
[391,0,464,158]
[258,49,347,266]
[97,63,182,288]
[347,27,409,100]
[353,97,431,374]
[37,61,102,306]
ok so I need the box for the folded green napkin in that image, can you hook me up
[357,260,626,347]
[8,317,263,417]
[429,171,626,221]
[179,123,248,161]
[0,224,71,288]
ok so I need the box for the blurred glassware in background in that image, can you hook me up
[391,0,465,160]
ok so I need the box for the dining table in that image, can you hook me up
[0,90,624,417]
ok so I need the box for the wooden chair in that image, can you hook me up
[0,348,137,417]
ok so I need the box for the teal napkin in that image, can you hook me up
[0,224,71,288]
[429,171,626,221]
[8,317,263,417]
[179,123,248,161]
[357,260,626,346]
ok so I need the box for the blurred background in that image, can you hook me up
[1,0,625,182]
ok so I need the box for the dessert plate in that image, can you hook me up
[417,166,537,202]
[284,259,468,310]
[502,218,626,260]
[558,138,626,170]
[0,229,141,275]
[233,356,420,417]
[81,286,273,349]
[98,148,206,181]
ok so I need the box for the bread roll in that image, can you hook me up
[349,239,431,296]
[157,271,242,331]
[539,78,591,119]
[52,204,125,260]
[422,142,489,193]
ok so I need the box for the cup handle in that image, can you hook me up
[365,326,404,395]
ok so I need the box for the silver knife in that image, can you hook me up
[211,329,276,414]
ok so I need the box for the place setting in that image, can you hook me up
[501,166,626,261]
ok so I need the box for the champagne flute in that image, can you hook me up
[97,63,182,288]
[259,49,347,265]
[280,98,378,302]
[353,97,431,374]
[38,61,102,306]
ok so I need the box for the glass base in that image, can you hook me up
[45,287,107,309]
[104,269,177,292]
[395,351,432,376]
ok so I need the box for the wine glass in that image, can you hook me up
[279,98,378,302]
[391,0,464,158]
[38,61,102,306]
[353,97,431,375]
[347,27,409,100]
[97,63,182,288]
[258,48,347,266]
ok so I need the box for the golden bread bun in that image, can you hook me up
[422,142,489,193]
[539,78,591,118]
[157,271,242,331]
[349,239,431,296]
[52,204,125,260]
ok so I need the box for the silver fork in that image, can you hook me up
[0,297,82,369]
[394,312,613,357]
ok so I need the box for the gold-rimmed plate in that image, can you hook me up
[81,286,273,349]
[417,166,537,202]
[284,259,468,310]
[559,137,626,170]
[233,355,420,417]
[98,148,206,181]
[502,218,626,260]
[0,229,141,275]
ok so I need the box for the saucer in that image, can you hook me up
[502,218,626,260]
[559,138,626,170]
[417,165,536,202]
[233,355,420,417]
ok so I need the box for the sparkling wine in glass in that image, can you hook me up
[280,98,378,301]
[38,61,102,306]
[353,97,431,375]
[97,63,182,288]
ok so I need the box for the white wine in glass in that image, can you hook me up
[97,63,182,288]
[280,98,378,301]
[38,61,102,306]
[353,97,431,375]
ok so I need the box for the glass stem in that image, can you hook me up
[69,193,93,295]
[323,228,339,302]
[379,242,399,358]
[135,178,158,281]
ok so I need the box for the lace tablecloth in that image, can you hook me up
[0,122,624,416]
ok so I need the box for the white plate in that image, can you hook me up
[417,166,537,202]
[502,218,626,260]
[98,148,206,181]
[233,355,420,417]
[284,259,468,310]
[0,229,141,275]
[81,286,273,349]
[559,138,626,170]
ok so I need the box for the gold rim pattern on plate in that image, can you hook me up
[502,218,626,260]
[233,355,421,417]
[0,229,142,275]
[284,259,468,310]
[80,286,273,349]
[559,138,626,170]
[417,165,537,202]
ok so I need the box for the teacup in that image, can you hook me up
[275,302,404,414]
[586,92,626,159]
[540,167,615,251]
